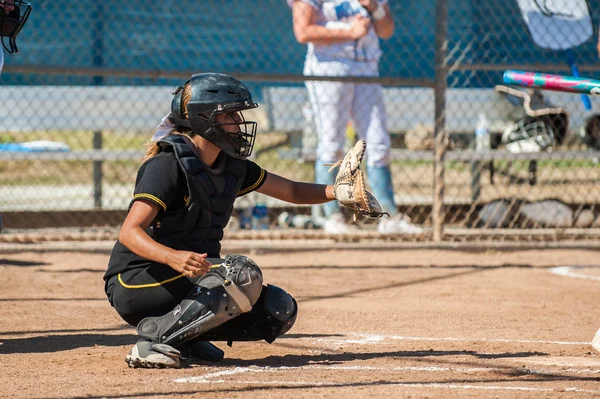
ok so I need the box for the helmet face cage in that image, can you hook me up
[208,103,258,158]
[0,0,32,54]
[503,118,555,153]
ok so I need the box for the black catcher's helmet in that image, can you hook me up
[170,73,259,159]
[581,114,600,151]
[0,0,32,54]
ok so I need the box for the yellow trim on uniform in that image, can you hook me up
[238,168,266,196]
[133,193,167,211]
[117,263,222,289]
[118,272,185,288]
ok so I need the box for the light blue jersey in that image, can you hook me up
[288,0,386,62]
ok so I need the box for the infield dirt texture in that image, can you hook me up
[1,246,599,398]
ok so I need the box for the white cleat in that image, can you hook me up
[125,339,181,369]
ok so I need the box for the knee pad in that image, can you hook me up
[200,284,298,344]
[259,284,298,342]
[136,255,263,346]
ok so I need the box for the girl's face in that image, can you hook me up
[0,1,15,14]
[213,111,243,133]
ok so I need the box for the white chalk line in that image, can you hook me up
[175,363,600,383]
[175,365,502,383]
[175,380,600,394]
[312,332,590,346]
[550,266,600,282]
[175,365,600,394]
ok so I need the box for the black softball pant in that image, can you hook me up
[105,262,207,327]
[105,260,296,344]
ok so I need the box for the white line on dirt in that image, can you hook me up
[313,332,590,346]
[175,368,600,394]
[177,379,560,391]
[174,363,600,385]
[550,266,600,282]
[175,365,501,383]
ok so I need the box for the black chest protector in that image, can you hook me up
[150,135,247,257]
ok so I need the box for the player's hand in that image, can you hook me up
[166,250,211,277]
[349,15,371,40]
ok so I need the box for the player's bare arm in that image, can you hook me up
[257,173,335,205]
[359,0,394,39]
[292,1,370,45]
[119,200,211,277]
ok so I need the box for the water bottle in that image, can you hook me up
[251,198,270,230]
[475,113,491,152]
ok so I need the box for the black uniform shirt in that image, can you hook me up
[103,150,267,282]
[131,151,267,213]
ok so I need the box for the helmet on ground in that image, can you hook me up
[580,114,600,151]
[170,73,259,160]
[0,0,32,54]
[502,114,567,153]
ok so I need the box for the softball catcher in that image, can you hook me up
[103,73,383,368]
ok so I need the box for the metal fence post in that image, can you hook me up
[433,0,449,242]
[92,3,104,209]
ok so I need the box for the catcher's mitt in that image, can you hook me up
[329,140,389,219]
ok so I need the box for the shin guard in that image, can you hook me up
[136,255,263,347]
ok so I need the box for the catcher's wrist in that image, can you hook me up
[326,184,337,201]
[370,2,386,21]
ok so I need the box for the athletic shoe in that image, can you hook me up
[378,214,424,234]
[592,328,600,353]
[180,340,225,363]
[323,213,351,234]
[125,339,181,369]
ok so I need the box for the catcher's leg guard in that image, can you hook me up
[200,284,298,344]
[136,255,263,347]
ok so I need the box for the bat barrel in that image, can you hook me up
[503,70,600,96]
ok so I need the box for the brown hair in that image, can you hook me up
[142,82,194,162]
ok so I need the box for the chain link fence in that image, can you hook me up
[1,0,599,244]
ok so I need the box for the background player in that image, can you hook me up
[104,72,367,368]
[288,0,423,234]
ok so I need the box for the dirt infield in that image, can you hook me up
[1,245,600,398]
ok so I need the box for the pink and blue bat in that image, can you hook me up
[503,70,600,97]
